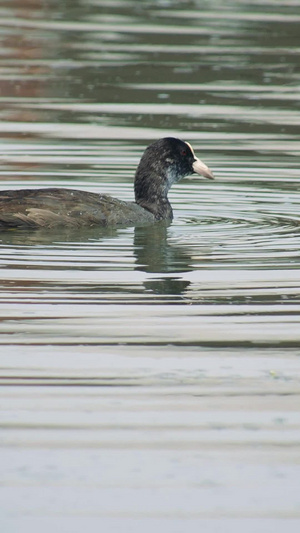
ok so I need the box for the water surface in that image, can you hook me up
[0,1,300,532]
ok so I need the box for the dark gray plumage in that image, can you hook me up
[0,138,214,229]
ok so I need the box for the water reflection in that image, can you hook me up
[0,221,193,295]
[0,224,120,246]
[134,222,193,273]
[134,222,192,295]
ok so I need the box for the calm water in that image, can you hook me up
[0,1,300,532]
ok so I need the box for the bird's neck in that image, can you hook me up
[134,172,173,220]
[136,195,173,220]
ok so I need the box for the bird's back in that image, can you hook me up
[0,188,154,229]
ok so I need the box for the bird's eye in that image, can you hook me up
[181,149,187,156]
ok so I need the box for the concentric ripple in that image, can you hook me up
[168,182,300,268]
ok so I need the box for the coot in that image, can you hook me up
[0,137,214,229]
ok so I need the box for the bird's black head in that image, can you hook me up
[134,137,214,220]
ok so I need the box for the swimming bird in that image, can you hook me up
[0,137,214,229]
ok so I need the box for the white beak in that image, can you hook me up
[192,157,214,180]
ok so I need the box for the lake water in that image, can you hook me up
[0,1,300,532]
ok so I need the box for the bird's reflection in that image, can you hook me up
[0,225,120,245]
[133,222,191,295]
[0,222,193,297]
[133,222,190,273]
